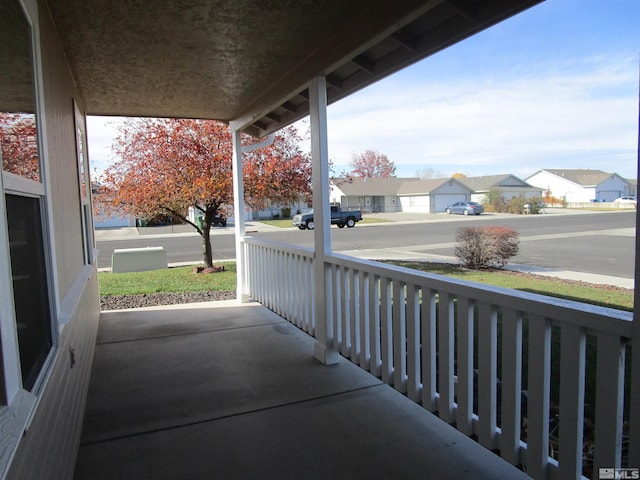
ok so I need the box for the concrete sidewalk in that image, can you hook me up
[94,220,285,241]
[75,300,531,480]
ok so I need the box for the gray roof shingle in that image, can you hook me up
[456,174,532,191]
[538,169,614,186]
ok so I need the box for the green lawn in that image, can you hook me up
[99,259,633,312]
[98,262,236,296]
[257,218,296,228]
[386,261,633,311]
[360,217,392,225]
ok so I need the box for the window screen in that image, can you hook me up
[5,194,52,390]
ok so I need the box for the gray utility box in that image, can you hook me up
[111,246,168,273]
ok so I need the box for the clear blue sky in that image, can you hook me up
[326,0,639,180]
[88,0,639,181]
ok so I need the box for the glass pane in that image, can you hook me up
[0,0,40,182]
[5,194,52,390]
[77,126,87,200]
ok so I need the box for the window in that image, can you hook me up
[0,113,39,181]
[75,104,93,265]
[0,1,39,183]
[0,0,54,394]
[5,194,52,390]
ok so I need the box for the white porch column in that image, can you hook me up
[231,127,250,303]
[309,76,339,365]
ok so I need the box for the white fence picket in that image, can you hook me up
[421,287,437,412]
[526,315,552,480]
[593,333,626,472]
[406,284,421,403]
[500,307,523,466]
[438,292,455,423]
[477,301,498,449]
[455,296,474,436]
[393,281,407,394]
[558,324,586,480]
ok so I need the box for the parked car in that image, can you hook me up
[445,201,484,215]
[212,212,227,226]
[613,196,637,205]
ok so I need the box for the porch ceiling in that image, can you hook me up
[45,0,542,137]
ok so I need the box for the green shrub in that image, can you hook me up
[454,226,519,269]
[507,195,545,214]
[484,191,545,214]
[482,188,508,213]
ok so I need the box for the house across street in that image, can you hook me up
[327,170,635,214]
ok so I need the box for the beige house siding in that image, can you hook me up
[1,1,101,477]
[39,0,87,299]
[7,272,99,480]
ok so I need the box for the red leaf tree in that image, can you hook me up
[0,112,39,181]
[349,149,396,179]
[243,126,312,211]
[100,118,311,268]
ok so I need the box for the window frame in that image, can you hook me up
[0,0,58,406]
[74,102,94,265]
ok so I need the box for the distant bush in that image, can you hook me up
[482,188,508,213]
[543,191,567,207]
[508,196,545,214]
[483,190,545,214]
[454,226,519,269]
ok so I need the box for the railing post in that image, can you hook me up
[309,76,338,365]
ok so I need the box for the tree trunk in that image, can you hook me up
[201,222,213,268]
[163,206,214,267]
[201,207,216,268]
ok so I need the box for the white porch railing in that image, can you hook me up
[241,236,634,480]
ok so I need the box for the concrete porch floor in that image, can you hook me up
[74,300,531,480]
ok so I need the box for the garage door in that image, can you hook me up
[434,194,467,212]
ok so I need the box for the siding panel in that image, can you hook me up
[7,274,99,480]
[39,0,86,300]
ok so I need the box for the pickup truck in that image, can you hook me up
[292,205,362,230]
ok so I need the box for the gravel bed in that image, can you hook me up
[100,290,237,311]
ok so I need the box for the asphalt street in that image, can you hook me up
[95,209,636,288]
